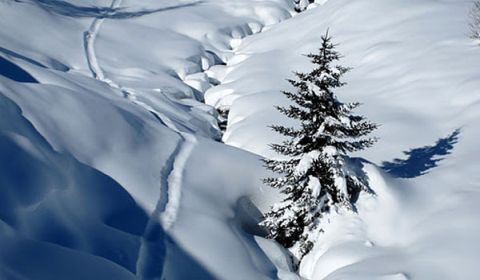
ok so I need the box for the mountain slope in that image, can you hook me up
[1,0,480,279]
[206,0,480,279]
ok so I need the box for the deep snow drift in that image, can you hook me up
[206,0,480,279]
[1,0,480,279]
[0,1,296,279]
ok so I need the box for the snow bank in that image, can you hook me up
[212,0,480,278]
[2,0,480,279]
[0,0,296,279]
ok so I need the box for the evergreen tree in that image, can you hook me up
[260,31,377,260]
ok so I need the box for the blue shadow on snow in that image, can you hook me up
[0,92,215,280]
[0,56,38,83]
[381,129,460,179]
[16,0,203,19]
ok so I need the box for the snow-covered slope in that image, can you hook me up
[0,1,297,279]
[2,0,480,279]
[206,0,480,279]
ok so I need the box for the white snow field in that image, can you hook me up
[1,0,480,279]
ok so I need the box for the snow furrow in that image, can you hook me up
[83,0,121,80]
[83,18,104,80]
[135,138,182,279]
[160,133,197,230]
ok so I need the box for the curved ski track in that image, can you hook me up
[83,1,198,278]
[82,1,310,278]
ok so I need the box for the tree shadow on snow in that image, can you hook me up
[16,0,204,19]
[345,157,375,205]
[230,197,280,278]
[0,93,215,280]
[381,129,460,179]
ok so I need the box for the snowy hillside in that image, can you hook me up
[1,0,480,279]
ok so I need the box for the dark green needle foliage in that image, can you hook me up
[260,31,377,260]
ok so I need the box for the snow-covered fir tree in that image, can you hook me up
[260,32,378,260]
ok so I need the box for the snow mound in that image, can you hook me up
[213,0,480,278]
[2,0,480,279]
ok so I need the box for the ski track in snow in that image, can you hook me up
[134,139,181,278]
[160,132,197,230]
[82,1,314,277]
[83,1,198,277]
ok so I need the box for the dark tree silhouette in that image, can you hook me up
[382,129,460,179]
[261,31,377,260]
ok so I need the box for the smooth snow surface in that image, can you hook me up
[206,0,480,279]
[1,0,480,279]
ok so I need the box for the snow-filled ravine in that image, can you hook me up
[1,0,480,279]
